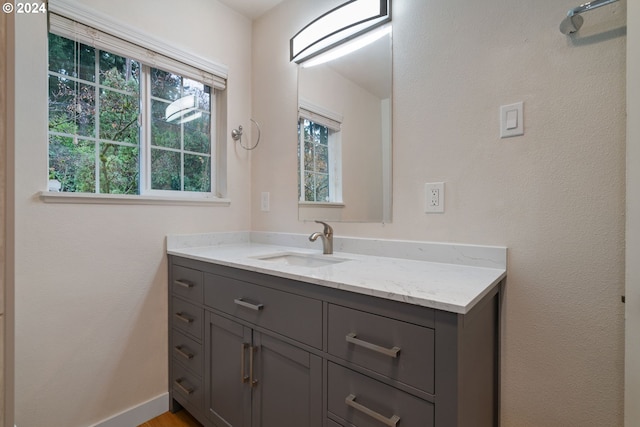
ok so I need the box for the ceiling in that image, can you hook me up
[217,0,285,19]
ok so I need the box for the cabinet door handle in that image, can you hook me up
[345,333,401,358]
[174,312,194,324]
[249,346,259,387]
[174,379,194,395]
[174,279,194,289]
[234,298,264,311]
[241,343,250,384]
[174,345,194,360]
[345,394,400,427]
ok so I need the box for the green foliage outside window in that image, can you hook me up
[299,119,330,202]
[47,33,213,195]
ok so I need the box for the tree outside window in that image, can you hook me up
[47,33,213,195]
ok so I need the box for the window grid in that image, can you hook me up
[299,118,332,202]
[48,33,215,197]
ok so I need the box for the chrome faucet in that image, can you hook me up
[309,220,333,254]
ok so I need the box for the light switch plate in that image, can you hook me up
[261,192,270,211]
[500,101,524,138]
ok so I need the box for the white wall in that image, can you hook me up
[253,0,627,425]
[626,0,639,424]
[12,1,253,426]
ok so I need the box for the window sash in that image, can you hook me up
[142,66,216,195]
[298,119,342,203]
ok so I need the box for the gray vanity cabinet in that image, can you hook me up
[206,311,322,427]
[168,255,501,427]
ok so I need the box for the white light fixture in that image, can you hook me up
[290,0,391,64]
[301,24,391,68]
[165,95,201,124]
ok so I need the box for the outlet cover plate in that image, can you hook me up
[424,182,445,213]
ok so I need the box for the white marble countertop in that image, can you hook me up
[167,232,507,314]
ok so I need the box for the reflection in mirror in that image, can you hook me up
[297,27,392,223]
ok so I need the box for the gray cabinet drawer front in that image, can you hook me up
[328,363,434,427]
[172,362,204,411]
[204,273,322,349]
[172,297,203,340]
[172,329,203,376]
[172,265,204,303]
[328,304,435,394]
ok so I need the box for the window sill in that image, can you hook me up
[298,201,345,208]
[39,191,231,206]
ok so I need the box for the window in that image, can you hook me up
[47,13,227,198]
[298,101,342,203]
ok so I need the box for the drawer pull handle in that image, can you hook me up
[174,379,194,395]
[174,345,194,360]
[234,298,264,311]
[175,312,194,324]
[345,394,400,427]
[174,279,194,289]
[346,333,401,358]
[241,343,250,384]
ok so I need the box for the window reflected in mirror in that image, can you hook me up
[297,27,392,223]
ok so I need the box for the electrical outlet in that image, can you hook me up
[261,192,270,212]
[424,182,445,213]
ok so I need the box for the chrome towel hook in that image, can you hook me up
[231,118,261,150]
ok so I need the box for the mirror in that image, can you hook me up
[297,27,392,223]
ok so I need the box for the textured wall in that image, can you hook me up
[12,1,253,426]
[252,0,627,425]
[626,1,640,424]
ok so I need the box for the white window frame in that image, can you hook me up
[140,66,217,198]
[44,1,229,203]
[298,99,343,204]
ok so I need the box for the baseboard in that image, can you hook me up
[89,393,169,427]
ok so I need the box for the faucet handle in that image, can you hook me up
[314,220,333,236]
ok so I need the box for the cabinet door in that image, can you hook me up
[207,312,252,427]
[251,332,322,427]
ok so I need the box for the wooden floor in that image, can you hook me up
[138,410,203,427]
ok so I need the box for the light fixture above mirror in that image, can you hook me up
[290,0,391,65]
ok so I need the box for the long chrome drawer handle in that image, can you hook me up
[345,394,400,427]
[174,379,194,395]
[174,279,194,289]
[174,312,194,324]
[174,345,194,360]
[234,298,264,311]
[345,333,401,358]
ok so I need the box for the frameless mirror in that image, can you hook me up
[297,27,392,223]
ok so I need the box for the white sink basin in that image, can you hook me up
[253,252,349,268]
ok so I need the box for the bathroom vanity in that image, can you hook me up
[167,233,506,427]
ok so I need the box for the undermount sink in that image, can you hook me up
[253,252,349,268]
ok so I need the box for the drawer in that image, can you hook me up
[328,304,434,394]
[172,361,204,412]
[171,329,203,376]
[204,273,322,349]
[171,265,204,304]
[328,363,434,427]
[172,297,204,340]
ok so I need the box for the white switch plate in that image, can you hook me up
[424,182,445,213]
[261,192,270,211]
[500,101,524,138]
